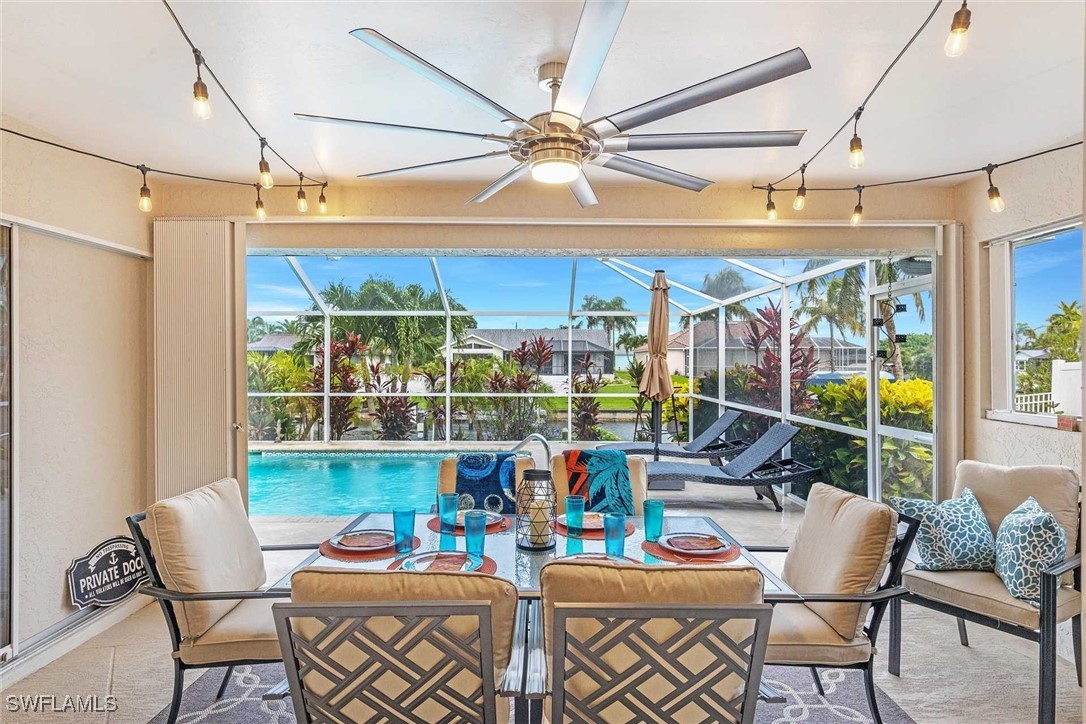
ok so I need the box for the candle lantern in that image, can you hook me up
[516,468,556,551]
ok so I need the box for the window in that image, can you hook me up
[990,223,1083,422]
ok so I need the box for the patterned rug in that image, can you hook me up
[149,663,914,723]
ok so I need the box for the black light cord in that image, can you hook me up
[767,0,945,187]
[160,0,325,186]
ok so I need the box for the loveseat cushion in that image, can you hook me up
[176,597,280,665]
[766,603,872,666]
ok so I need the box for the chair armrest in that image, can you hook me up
[261,543,320,551]
[138,584,291,602]
[262,678,290,701]
[1041,553,1081,579]
[499,600,530,697]
[524,600,548,699]
[743,545,790,553]
[780,586,908,604]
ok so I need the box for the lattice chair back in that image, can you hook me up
[273,601,498,723]
[550,602,773,724]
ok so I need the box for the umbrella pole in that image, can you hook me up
[652,400,662,461]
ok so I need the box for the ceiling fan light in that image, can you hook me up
[529,143,582,184]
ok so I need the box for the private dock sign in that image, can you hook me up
[67,537,147,609]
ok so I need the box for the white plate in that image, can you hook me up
[400,551,483,573]
[658,532,730,556]
[556,512,605,530]
[329,529,396,552]
[455,510,503,527]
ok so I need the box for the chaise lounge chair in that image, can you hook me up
[646,422,820,512]
[597,409,749,460]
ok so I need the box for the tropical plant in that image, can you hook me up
[625,357,653,441]
[736,299,819,412]
[306,333,367,440]
[684,267,752,326]
[571,353,605,440]
[660,379,695,443]
[797,276,865,372]
[247,316,269,343]
[615,331,647,354]
[366,363,418,440]
[579,294,635,349]
[1034,300,1082,362]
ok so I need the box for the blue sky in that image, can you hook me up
[1013,227,1083,331]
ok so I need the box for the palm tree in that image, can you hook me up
[616,331,647,354]
[579,295,635,350]
[797,276,865,372]
[683,267,753,328]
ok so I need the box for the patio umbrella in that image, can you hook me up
[639,270,672,461]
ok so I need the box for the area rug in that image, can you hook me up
[149,663,915,723]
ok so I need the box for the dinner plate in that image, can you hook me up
[455,510,504,527]
[400,551,483,573]
[658,532,730,556]
[329,529,396,552]
[556,512,606,530]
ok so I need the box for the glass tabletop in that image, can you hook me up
[273,513,797,601]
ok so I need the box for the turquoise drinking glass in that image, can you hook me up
[604,513,626,559]
[565,495,585,537]
[464,510,487,559]
[438,493,458,534]
[565,536,584,557]
[644,499,665,542]
[393,508,416,554]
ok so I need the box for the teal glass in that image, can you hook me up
[644,499,665,542]
[438,493,459,533]
[565,536,584,556]
[439,533,456,552]
[464,510,487,559]
[565,495,585,537]
[604,513,626,559]
[393,508,416,554]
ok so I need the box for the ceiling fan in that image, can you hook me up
[296,1,811,207]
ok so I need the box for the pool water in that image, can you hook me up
[248,452,442,516]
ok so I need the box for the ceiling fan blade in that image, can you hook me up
[360,151,508,179]
[468,164,530,203]
[594,154,711,192]
[295,113,512,144]
[585,47,811,139]
[569,172,599,208]
[549,0,628,130]
[350,28,534,132]
[604,130,805,152]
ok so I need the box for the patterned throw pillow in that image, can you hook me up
[890,489,995,571]
[454,453,518,514]
[995,497,1067,604]
[562,449,634,514]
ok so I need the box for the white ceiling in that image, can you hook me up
[2,1,1082,190]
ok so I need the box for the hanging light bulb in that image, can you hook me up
[850,186,864,226]
[257,138,274,189]
[296,174,308,213]
[765,186,777,222]
[793,165,807,211]
[985,164,1004,213]
[137,165,152,213]
[849,109,865,169]
[255,186,267,221]
[318,184,328,214]
[191,50,210,120]
[945,1,971,57]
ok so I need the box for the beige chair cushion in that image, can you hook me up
[540,560,765,719]
[550,454,648,515]
[904,567,1081,629]
[290,567,518,680]
[438,456,534,501]
[782,483,898,639]
[766,603,872,666]
[176,598,280,665]
[144,478,267,641]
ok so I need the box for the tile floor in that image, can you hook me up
[0,482,1080,723]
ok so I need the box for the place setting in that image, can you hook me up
[424,493,512,535]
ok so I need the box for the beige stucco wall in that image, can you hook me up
[1,121,153,643]
[954,142,1083,474]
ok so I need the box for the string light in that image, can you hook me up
[849,109,865,169]
[318,184,328,214]
[191,49,210,119]
[850,186,864,226]
[255,186,267,220]
[985,164,1004,213]
[793,165,807,211]
[296,173,308,213]
[257,138,274,189]
[945,1,971,58]
[137,165,152,213]
[765,185,777,222]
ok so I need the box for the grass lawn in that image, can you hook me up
[596,371,689,411]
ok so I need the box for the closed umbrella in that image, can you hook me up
[639,270,672,461]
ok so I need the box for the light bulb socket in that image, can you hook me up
[793,185,807,211]
[193,78,209,102]
[988,184,1004,212]
[766,199,777,220]
[951,3,971,33]
[851,203,863,225]
[255,199,266,219]
[318,187,328,214]
[258,159,273,189]
[297,187,307,201]
[850,135,863,153]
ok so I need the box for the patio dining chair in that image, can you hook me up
[745,483,920,724]
[277,567,520,723]
[550,451,648,514]
[596,408,750,460]
[888,461,1081,724]
[126,477,319,724]
[645,422,819,511]
[539,559,774,724]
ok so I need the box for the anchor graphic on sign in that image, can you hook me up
[109,552,118,566]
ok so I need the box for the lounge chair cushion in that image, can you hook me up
[290,568,518,682]
[551,454,647,515]
[781,483,898,639]
[904,568,1081,629]
[438,455,533,514]
[540,560,764,711]
[765,603,872,666]
[144,478,267,640]
[176,597,280,665]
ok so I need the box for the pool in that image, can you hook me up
[248,452,444,516]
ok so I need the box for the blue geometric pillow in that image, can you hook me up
[454,452,518,514]
[890,489,995,571]
[995,497,1067,604]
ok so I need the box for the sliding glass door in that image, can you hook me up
[0,225,11,658]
